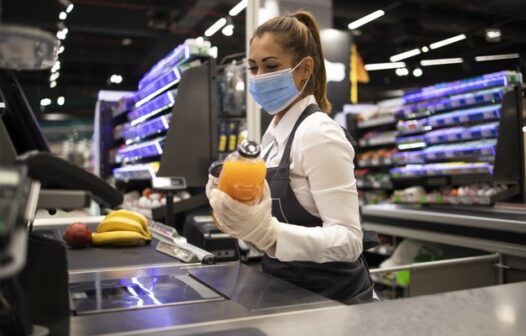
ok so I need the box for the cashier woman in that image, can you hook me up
[207,11,375,304]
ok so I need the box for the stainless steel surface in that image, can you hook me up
[115,282,526,336]
[373,254,500,297]
[69,263,339,336]
[37,189,91,210]
[70,271,223,314]
[369,254,499,273]
[364,222,526,257]
[185,263,334,312]
[33,215,105,229]
[33,222,190,272]
[363,204,526,234]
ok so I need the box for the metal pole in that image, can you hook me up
[246,0,261,143]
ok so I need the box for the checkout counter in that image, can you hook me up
[27,214,525,336]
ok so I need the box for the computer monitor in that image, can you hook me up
[0,70,50,155]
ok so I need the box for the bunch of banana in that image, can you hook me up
[93,210,152,246]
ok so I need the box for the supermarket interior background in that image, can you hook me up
[1,0,526,335]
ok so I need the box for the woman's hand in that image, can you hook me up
[209,181,277,251]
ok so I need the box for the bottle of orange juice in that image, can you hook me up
[218,140,266,205]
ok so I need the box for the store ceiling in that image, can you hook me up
[2,0,526,116]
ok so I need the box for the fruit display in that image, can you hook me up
[63,210,152,248]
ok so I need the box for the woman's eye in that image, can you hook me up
[266,64,278,70]
[248,67,258,74]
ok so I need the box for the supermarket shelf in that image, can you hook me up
[118,137,165,163]
[392,185,520,206]
[357,115,396,129]
[357,158,394,168]
[124,114,171,144]
[129,90,176,126]
[113,162,159,181]
[402,71,520,104]
[357,179,393,190]
[359,138,397,148]
[427,104,500,128]
[424,122,499,145]
[422,140,497,162]
[135,68,181,108]
[392,173,493,188]
[398,87,505,120]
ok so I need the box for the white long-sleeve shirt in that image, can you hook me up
[262,95,363,263]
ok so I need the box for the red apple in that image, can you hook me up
[63,222,93,248]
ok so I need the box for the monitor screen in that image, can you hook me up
[0,70,50,155]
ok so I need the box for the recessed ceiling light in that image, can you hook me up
[420,58,463,66]
[229,0,248,17]
[413,68,423,77]
[205,18,227,37]
[365,62,406,71]
[475,53,520,62]
[57,96,65,105]
[429,34,466,50]
[390,48,421,62]
[348,10,385,30]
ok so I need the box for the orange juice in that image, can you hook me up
[218,140,266,204]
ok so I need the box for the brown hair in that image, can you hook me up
[251,11,331,113]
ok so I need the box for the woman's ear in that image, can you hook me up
[301,56,314,80]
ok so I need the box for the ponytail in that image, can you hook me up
[252,10,332,113]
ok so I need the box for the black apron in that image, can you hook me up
[261,104,375,305]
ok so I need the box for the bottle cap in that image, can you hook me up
[237,140,260,158]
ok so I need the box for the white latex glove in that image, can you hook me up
[205,174,219,200]
[209,181,278,251]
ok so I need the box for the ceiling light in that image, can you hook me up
[348,10,385,30]
[40,98,52,106]
[429,34,466,50]
[485,28,501,42]
[58,45,65,54]
[229,0,248,17]
[413,68,423,77]
[110,74,123,84]
[364,62,406,71]
[57,96,65,106]
[122,38,132,46]
[395,68,409,76]
[421,46,429,53]
[59,11,67,20]
[0,102,5,108]
[420,58,463,66]
[50,72,60,81]
[475,53,520,62]
[205,18,227,37]
[222,24,234,36]
[66,4,74,13]
[195,36,204,43]
[50,81,57,88]
[390,48,421,62]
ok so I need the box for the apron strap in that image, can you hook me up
[278,103,320,167]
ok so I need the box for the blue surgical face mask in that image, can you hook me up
[248,59,310,115]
